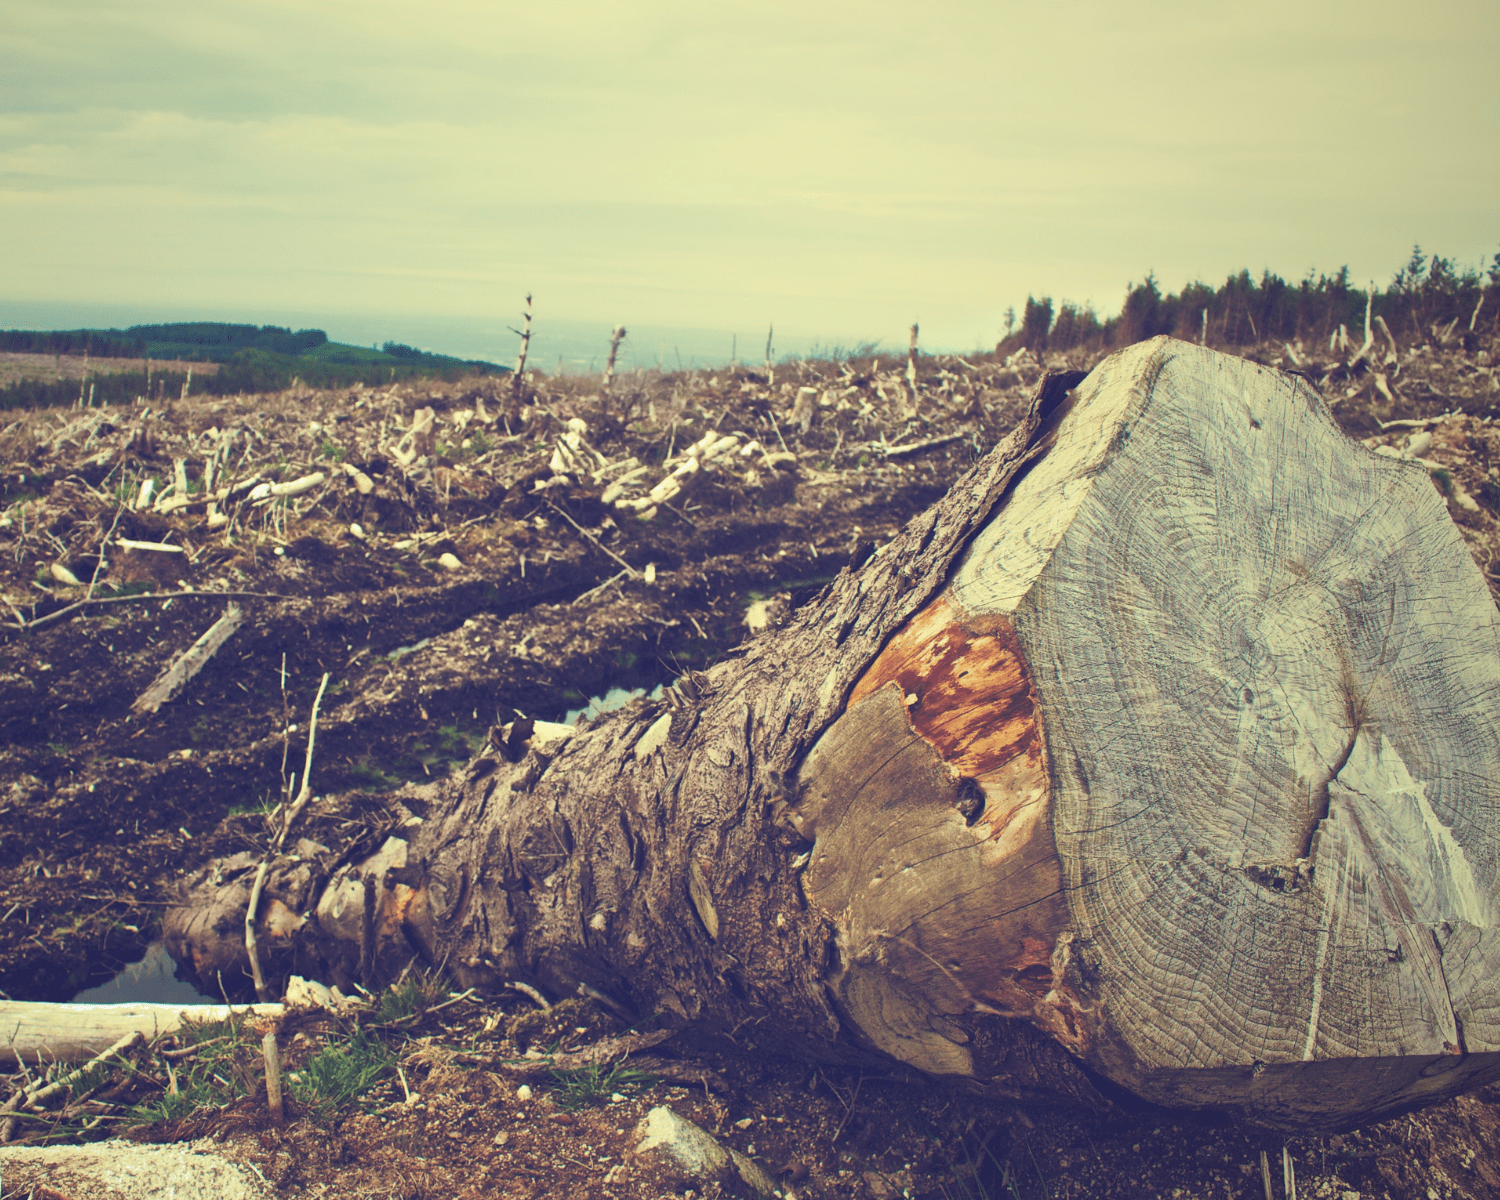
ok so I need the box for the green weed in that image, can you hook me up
[547,1060,657,1111]
[127,1017,260,1127]
[376,971,451,1023]
[348,759,398,791]
[289,1029,394,1116]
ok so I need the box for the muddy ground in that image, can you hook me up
[2,331,1499,1197]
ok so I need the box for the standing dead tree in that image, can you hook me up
[167,337,1500,1132]
[509,293,533,398]
[602,325,627,395]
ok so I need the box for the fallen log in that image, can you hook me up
[166,337,1500,1131]
[0,1002,283,1065]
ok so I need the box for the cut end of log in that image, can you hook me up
[798,337,1500,1127]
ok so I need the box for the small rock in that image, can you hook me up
[515,1084,533,1101]
[549,1113,575,1126]
[348,523,365,539]
[492,1131,509,1146]
[634,1106,776,1197]
[734,1117,755,1130]
[437,551,463,571]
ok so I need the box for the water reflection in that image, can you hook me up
[71,941,219,1005]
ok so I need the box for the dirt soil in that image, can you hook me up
[2,331,1499,1197]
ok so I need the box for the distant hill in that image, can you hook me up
[0,321,506,409]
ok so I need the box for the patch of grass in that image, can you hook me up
[225,794,277,819]
[289,1029,394,1116]
[547,1060,657,1111]
[348,759,398,791]
[127,1016,261,1127]
[318,439,347,462]
[376,971,451,1023]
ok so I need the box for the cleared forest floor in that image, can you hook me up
[1,334,1498,1197]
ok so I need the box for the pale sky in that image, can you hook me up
[3,1,1497,356]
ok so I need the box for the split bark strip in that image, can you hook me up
[131,604,244,715]
[247,671,332,1002]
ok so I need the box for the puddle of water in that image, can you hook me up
[71,941,220,1006]
[386,636,432,661]
[565,684,664,726]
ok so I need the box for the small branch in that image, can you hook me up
[244,859,273,1003]
[829,1071,863,1144]
[573,569,630,606]
[877,432,965,458]
[276,671,331,850]
[546,501,638,578]
[131,604,244,715]
[6,589,285,634]
[85,506,126,603]
[424,987,478,1016]
[504,981,551,1010]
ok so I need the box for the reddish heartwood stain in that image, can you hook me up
[850,593,1044,788]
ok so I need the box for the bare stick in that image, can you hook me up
[131,604,244,715]
[276,671,331,849]
[5,589,285,635]
[547,500,638,578]
[906,323,919,401]
[1470,286,1486,333]
[262,1029,284,1125]
[877,432,965,459]
[509,293,533,397]
[245,859,273,1003]
[765,324,774,386]
[85,506,126,603]
[246,671,332,1003]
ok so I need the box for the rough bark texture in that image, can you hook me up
[167,338,1500,1131]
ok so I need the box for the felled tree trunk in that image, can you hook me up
[167,337,1500,1131]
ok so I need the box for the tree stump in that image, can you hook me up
[166,337,1500,1130]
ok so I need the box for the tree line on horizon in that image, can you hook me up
[0,322,506,411]
[1002,246,1500,357]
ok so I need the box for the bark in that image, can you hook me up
[166,337,1500,1131]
